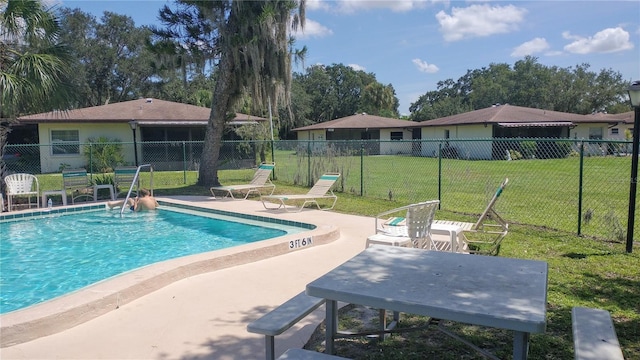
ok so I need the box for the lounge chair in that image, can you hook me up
[432,178,509,255]
[4,173,40,211]
[62,168,115,204]
[210,163,276,200]
[114,166,139,198]
[366,200,440,249]
[261,173,340,212]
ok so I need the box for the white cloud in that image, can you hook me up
[305,0,330,11]
[511,37,550,57]
[348,63,366,71]
[563,27,634,54]
[412,59,439,74]
[315,0,436,13]
[436,4,527,42]
[292,18,333,39]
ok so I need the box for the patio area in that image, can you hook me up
[0,196,374,360]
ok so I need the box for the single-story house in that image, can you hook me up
[293,112,416,155]
[411,104,634,159]
[17,98,267,173]
[293,104,634,159]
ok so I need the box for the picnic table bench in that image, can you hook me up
[572,307,624,360]
[247,291,325,360]
[276,348,350,359]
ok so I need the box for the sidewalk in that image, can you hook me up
[1,196,374,360]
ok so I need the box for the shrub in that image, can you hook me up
[83,137,125,173]
[520,141,536,159]
[509,150,523,160]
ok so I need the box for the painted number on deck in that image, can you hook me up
[290,237,313,249]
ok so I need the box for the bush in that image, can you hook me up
[83,137,125,173]
[520,141,536,159]
[535,141,573,159]
[509,150,523,160]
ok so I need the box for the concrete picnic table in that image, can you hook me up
[306,246,548,360]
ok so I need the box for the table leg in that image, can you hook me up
[513,331,530,360]
[325,300,337,355]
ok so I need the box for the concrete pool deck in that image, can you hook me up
[0,196,374,360]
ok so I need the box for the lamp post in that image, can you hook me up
[626,80,640,253]
[128,120,139,167]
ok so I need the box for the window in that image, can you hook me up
[611,128,619,135]
[588,127,603,140]
[51,130,80,155]
[390,131,403,140]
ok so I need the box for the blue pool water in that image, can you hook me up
[0,206,305,314]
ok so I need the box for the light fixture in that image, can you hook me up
[625,80,640,253]
[128,120,139,167]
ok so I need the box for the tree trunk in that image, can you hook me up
[198,50,236,187]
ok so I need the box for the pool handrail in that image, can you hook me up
[120,164,153,216]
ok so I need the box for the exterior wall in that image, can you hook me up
[570,122,632,156]
[295,130,329,153]
[296,130,325,141]
[571,122,630,141]
[379,129,412,155]
[419,125,493,159]
[38,123,135,173]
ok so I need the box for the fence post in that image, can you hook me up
[360,141,364,196]
[307,140,312,187]
[182,141,187,184]
[438,142,442,209]
[89,143,93,181]
[578,141,585,235]
[271,139,276,180]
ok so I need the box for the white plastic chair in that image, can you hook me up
[4,173,40,211]
[366,200,440,249]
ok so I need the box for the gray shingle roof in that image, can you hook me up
[293,113,412,131]
[17,98,267,124]
[293,105,633,132]
[413,104,591,127]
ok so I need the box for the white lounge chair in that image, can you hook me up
[4,173,40,211]
[210,163,276,200]
[366,200,440,249]
[261,173,340,212]
[432,178,509,255]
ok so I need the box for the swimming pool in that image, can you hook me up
[0,203,310,314]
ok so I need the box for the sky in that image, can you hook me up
[60,0,640,115]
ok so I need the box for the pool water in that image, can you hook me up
[0,207,300,314]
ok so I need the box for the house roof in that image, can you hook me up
[293,113,412,131]
[17,98,267,125]
[582,111,634,124]
[412,104,592,127]
[292,105,633,133]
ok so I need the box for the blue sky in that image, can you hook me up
[60,0,639,115]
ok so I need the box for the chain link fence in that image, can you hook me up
[3,138,637,241]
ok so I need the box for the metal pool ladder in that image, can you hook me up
[120,164,154,216]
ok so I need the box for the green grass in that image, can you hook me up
[242,150,635,240]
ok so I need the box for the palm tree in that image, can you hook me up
[1,0,74,195]
[197,0,305,186]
